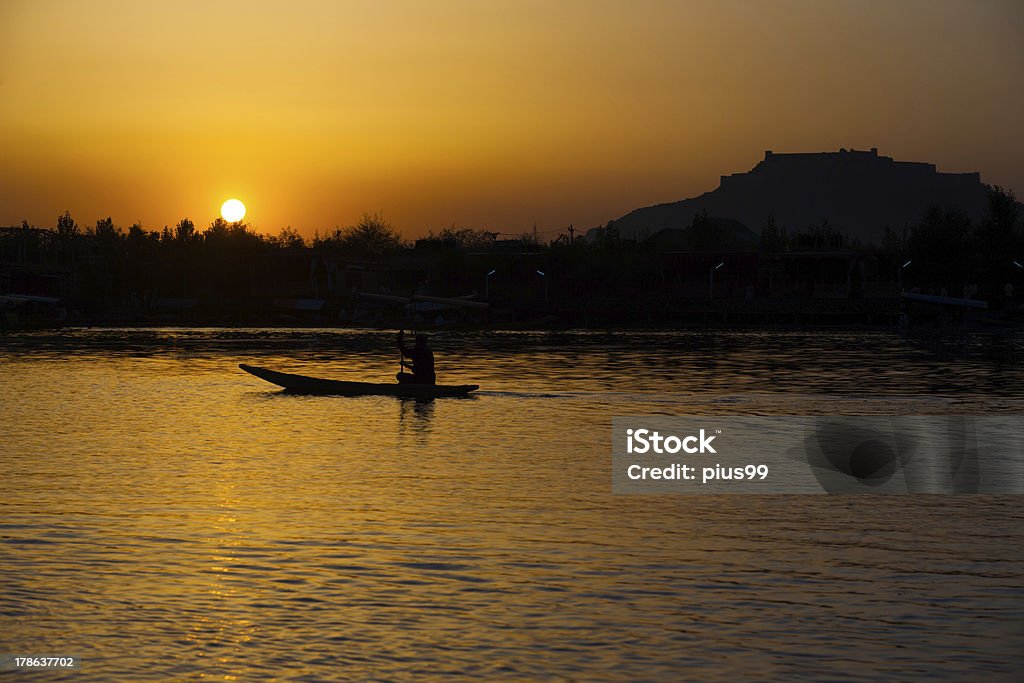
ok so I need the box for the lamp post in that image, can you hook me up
[536,270,548,306]
[709,262,724,300]
[898,259,912,293]
[485,269,496,300]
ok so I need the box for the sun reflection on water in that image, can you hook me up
[1,328,1022,679]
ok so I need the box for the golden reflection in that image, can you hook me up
[177,472,260,675]
[7,330,1024,681]
[398,398,435,445]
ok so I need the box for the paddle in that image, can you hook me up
[397,329,409,374]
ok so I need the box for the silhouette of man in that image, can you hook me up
[396,332,436,385]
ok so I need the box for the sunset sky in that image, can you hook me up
[1,0,1021,239]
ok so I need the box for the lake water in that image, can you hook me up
[1,327,1022,681]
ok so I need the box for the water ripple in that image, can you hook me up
[1,328,1022,680]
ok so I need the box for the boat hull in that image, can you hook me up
[239,364,479,398]
[901,291,988,309]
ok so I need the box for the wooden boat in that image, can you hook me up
[239,364,479,398]
[900,291,988,309]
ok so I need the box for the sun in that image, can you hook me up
[221,198,246,222]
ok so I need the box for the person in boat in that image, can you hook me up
[396,331,436,385]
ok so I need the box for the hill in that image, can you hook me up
[593,148,994,245]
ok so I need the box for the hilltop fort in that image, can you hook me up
[596,148,992,245]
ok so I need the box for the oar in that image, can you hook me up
[398,329,406,372]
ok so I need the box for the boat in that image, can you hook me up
[900,291,988,309]
[239,363,479,398]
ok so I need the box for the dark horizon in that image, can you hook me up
[2,178,1020,331]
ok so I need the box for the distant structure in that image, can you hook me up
[594,148,993,245]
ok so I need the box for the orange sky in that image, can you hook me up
[1,0,1021,239]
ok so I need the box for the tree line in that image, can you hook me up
[2,186,1020,310]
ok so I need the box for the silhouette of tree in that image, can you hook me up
[759,215,784,252]
[908,206,972,284]
[976,186,1021,257]
[204,217,230,242]
[202,217,262,249]
[272,226,306,249]
[688,210,736,250]
[985,186,1019,233]
[56,211,78,240]
[881,225,905,252]
[791,220,846,250]
[2,220,48,266]
[174,218,197,243]
[425,226,497,249]
[317,212,401,256]
[594,222,623,250]
[552,225,585,249]
[93,217,121,242]
[53,211,80,265]
[973,186,1022,294]
[518,229,539,251]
